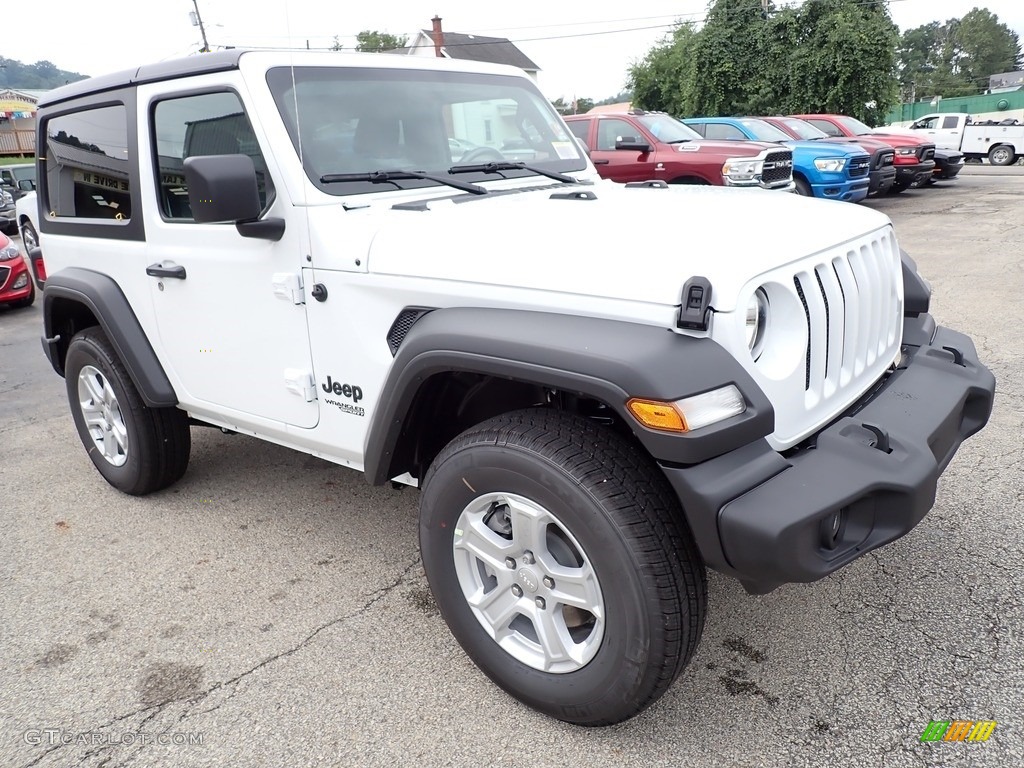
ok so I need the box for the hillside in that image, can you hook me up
[0,58,88,90]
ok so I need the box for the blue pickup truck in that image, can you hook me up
[682,117,872,203]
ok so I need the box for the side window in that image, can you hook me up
[596,118,638,151]
[152,91,273,221]
[566,120,590,144]
[45,104,131,220]
[703,123,745,141]
[916,117,938,130]
[942,116,959,130]
[687,123,707,137]
[808,119,840,137]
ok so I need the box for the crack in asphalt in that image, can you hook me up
[17,555,422,768]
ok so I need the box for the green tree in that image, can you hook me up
[354,30,409,53]
[628,22,700,115]
[952,9,1022,88]
[690,0,769,116]
[786,0,900,124]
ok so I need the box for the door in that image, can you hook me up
[142,87,318,429]
[934,115,963,150]
[589,118,654,183]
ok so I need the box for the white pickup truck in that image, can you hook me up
[886,112,1024,166]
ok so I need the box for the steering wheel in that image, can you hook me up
[458,147,506,164]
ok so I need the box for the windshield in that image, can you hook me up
[738,119,792,143]
[837,116,873,136]
[635,114,701,143]
[268,66,586,196]
[776,118,828,140]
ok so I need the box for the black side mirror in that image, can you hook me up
[183,154,285,241]
[19,179,34,191]
[183,154,262,223]
[615,137,651,152]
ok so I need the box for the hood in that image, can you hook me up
[686,139,784,157]
[364,179,891,312]
[870,129,929,146]
[786,140,863,158]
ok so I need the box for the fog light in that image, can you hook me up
[12,273,29,290]
[820,508,847,550]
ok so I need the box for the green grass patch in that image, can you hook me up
[0,156,35,166]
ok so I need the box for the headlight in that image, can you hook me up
[746,288,769,360]
[0,244,20,262]
[813,157,846,172]
[895,147,916,156]
[722,158,764,180]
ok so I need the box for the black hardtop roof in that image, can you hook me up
[38,50,247,108]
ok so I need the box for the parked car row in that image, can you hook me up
[567,109,963,201]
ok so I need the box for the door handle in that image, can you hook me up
[593,159,610,165]
[146,263,187,279]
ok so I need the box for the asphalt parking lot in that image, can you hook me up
[2,168,1021,768]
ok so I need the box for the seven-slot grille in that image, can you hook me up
[0,266,10,291]
[792,231,902,403]
[847,156,871,178]
[761,150,793,185]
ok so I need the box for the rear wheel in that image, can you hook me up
[988,145,1015,166]
[419,408,707,725]
[65,328,191,495]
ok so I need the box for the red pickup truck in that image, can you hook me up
[565,111,794,191]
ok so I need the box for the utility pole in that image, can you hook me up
[190,0,211,53]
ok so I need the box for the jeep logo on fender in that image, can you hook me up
[321,376,363,402]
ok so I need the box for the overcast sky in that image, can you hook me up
[5,1,1023,100]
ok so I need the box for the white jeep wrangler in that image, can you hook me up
[34,50,994,725]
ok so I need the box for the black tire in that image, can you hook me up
[419,408,707,725]
[889,180,907,194]
[19,218,39,252]
[65,327,191,495]
[794,178,812,197]
[988,145,1016,167]
[10,280,34,308]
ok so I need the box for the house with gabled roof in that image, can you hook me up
[397,17,540,81]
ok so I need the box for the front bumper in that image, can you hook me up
[809,176,870,202]
[868,166,897,195]
[894,160,935,186]
[662,315,995,594]
[934,152,964,180]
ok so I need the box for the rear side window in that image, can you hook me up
[807,119,841,137]
[702,123,746,141]
[566,120,590,144]
[45,105,132,220]
[942,116,959,129]
[152,91,274,221]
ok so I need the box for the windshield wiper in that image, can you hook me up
[320,169,487,196]
[665,139,692,145]
[448,161,579,184]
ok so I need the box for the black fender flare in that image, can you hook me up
[42,268,178,408]
[364,308,774,484]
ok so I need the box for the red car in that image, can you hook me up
[565,111,795,191]
[794,114,935,193]
[0,230,35,309]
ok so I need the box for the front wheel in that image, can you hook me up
[988,145,1016,166]
[419,409,707,725]
[794,178,812,197]
[65,328,191,495]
